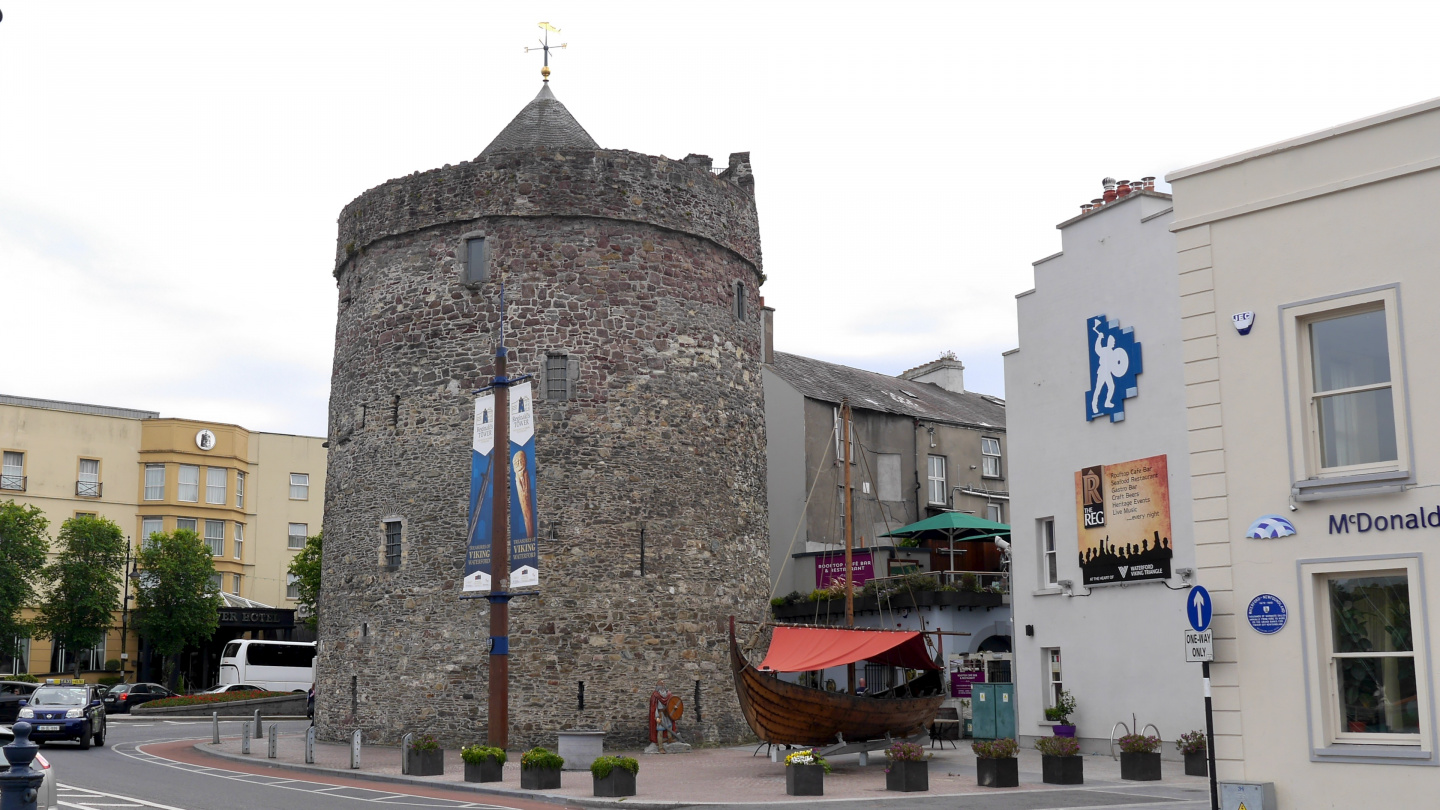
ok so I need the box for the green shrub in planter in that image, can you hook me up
[1034,735,1082,785]
[520,747,564,790]
[461,745,506,783]
[590,756,638,797]
[971,738,1019,788]
[1177,730,1208,777]
[406,733,443,776]
[884,742,930,792]
[1117,734,1161,781]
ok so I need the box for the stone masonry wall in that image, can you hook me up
[317,160,770,750]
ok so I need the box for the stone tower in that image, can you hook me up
[316,81,769,748]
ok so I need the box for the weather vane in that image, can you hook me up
[524,22,567,82]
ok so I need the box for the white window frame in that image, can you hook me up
[144,463,165,501]
[1039,518,1058,588]
[178,464,200,503]
[986,502,1003,524]
[205,467,227,504]
[981,437,1002,478]
[1297,553,1435,764]
[78,458,101,497]
[235,471,246,509]
[204,520,225,557]
[1045,647,1063,708]
[290,473,310,501]
[141,517,164,548]
[286,574,300,600]
[231,573,242,596]
[234,523,244,560]
[833,409,855,465]
[927,455,947,505]
[1282,286,1411,499]
[1,451,24,491]
[176,517,198,535]
[288,523,308,550]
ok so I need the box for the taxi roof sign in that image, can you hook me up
[43,678,85,685]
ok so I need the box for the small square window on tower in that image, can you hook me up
[733,280,747,322]
[465,236,489,284]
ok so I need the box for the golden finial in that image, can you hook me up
[524,22,567,83]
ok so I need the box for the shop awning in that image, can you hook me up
[880,512,1010,540]
[757,626,940,672]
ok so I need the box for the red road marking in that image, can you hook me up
[141,738,571,810]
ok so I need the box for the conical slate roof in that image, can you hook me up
[478,84,599,159]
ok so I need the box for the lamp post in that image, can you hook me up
[120,540,138,682]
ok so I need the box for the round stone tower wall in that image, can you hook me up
[316,146,769,749]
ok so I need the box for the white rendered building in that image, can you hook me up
[1004,179,1204,756]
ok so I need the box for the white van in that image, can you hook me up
[218,639,316,692]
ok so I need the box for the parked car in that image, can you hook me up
[0,723,56,808]
[195,683,262,695]
[0,681,39,723]
[17,680,107,748]
[102,682,173,714]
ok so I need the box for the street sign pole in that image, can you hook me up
[487,340,511,751]
[1203,660,1217,810]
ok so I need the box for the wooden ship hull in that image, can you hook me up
[729,628,946,747]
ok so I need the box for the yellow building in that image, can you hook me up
[0,394,325,685]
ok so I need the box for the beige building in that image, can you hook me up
[1168,98,1440,805]
[0,394,324,684]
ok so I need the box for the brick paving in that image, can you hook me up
[204,731,1210,805]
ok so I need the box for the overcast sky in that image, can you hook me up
[2,2,1437,436]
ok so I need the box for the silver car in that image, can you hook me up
[0,723,56,809]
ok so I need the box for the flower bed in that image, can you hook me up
[145,690,287,708]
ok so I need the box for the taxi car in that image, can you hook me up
[16,679,106,749]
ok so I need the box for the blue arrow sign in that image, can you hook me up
[1188,585,1212,633]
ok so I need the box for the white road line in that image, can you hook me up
[56,783,190,810]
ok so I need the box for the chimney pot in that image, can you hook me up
[1116,179,1132,198]
[1141,176,1155,190]
[1091,197,1105,209]
[1080,203,1094,213]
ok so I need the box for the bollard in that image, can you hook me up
[305,726,316,765]
[400,733,413,775]
[212,711,220,745]
[241,722,251,755]
[350,729,362,769]
[858,750,869,767]
[268,724,278,759]
[253,709,263,738]
[0,722,47,810]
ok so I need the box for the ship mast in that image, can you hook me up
[841,398,856,693]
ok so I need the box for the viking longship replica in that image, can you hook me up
[729,620,946,746]
[730,397,945,748]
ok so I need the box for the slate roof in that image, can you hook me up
[477,84,600,159]
[771,352,1006,430]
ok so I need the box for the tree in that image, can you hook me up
[133,528,219,690]
[0,501,49,668]
[287,531,322,631]
[36,515,127,677]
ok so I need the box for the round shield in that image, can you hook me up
[665,694,684,722]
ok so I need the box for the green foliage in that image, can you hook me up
[7,673,39,683]
[134,529,221,665]
[0,501,50,662]
[1176,730,1207,755]
[36,515,127,675]
[959,572,980,593]
[1043,690,1077,724]
[590,755,639,779]
[770,597,785,607]
[783,749,831,772]
[461,745,506,765]
[98,675,124,686]
[1117,734,1160,754]
[520,747,564,770]
[287,532,323,630]
[104,658,121,672]
[409,733,440,752]
[1034,735,1080,757]
[859,572,941,600]
[145,690,286,708]
[971,738,1019,759]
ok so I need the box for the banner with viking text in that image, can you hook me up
[463,393,497,593]
[507,381,540,589]
[1074,454,1172,586]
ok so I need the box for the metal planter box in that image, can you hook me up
[1120,752,1162,781]
[1184,751,1208,777]
[464,758,503,783]
[406,748,443,777]
[976,757,1019,788]
[785,764,824,796]
[1041,754,1083,785]
[521,766,562,790]
[592,769,637,797]
[885,760,929,792]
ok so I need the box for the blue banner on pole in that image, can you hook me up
[508,382,540,589]
[463,393,497,593]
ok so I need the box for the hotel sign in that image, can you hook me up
[218,608,294,628]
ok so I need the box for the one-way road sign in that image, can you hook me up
[1185,628,1214,662]
[1188,585,1212,633]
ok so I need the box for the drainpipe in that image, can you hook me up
[912,418,922,522]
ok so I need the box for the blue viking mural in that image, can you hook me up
[1085,315,1142,422]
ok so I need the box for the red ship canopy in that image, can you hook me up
[756,626,940,673]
